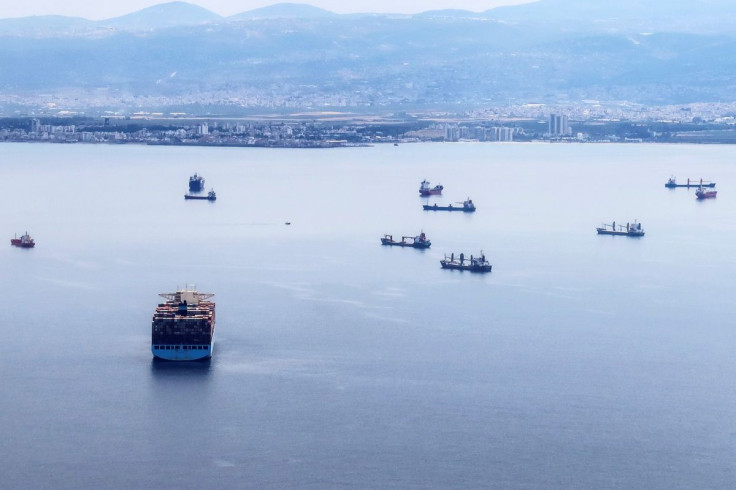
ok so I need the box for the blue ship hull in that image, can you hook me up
[152,340,214,361]
[665,182,715,188]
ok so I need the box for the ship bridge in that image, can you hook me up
[159,289,214,305]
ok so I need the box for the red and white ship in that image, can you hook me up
[10,232,35,248]
[419,179,443,196]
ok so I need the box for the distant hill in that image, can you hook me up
[229,3,336,21]
[414,10,483,19]
[2,0,736,35]
[100,1,223,31]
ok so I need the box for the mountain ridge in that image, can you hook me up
[1,1,735,110]
[4,0,736,34]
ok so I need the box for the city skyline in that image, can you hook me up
[0,0,536,20]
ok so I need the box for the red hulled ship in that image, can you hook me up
[419,179,444,196]
[10,232,35,248]
[695,187,717,200]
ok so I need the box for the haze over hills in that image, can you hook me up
[1,1,736,114]
[103,2,223,30]
[229,3,337,21]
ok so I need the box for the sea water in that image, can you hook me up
[1,142,735,488]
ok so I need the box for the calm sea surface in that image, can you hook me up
[1,142,735,488]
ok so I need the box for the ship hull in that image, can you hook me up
[184,194,216,201]
[152,340,214,361]
[10,239,35,248]
[665,183,715,188]
[596,229,645,237]
[380,239,431,248]
[423,205,475,212]
[696,192,717,199]
[440,262,492,272]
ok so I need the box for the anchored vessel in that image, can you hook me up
[596,221,645,237]
[423,198,476,212]
[665,177,716,188]
[10,232,35,248]
[381,232,431,248]
[151,288,216,361]
[189,173,205,192]
[440,252,492,272]
[185,189,216,201]
[695,186,717,199]
[419,179,444,196]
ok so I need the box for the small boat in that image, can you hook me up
[695,186,717,200]
[189,173,205,192]
[380,232,431,249]
[419,180,444,196]
[665,176,715,188]
[596,220,645,237]
[185,189,216,201]
[423,198,475,212]
[440,251,492,272]
[10,231,35,248]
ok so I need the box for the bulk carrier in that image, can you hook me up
[151,288,215,361]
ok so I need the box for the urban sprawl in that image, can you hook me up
[3,101,736,146]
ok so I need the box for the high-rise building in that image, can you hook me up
[445,124,459,142]
[549,114,570,136]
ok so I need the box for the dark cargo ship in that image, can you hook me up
[440,252,492,273]
[380,232,431,248]
[189,173,205,192]
[423,198,476,212]
[596,220,645,237]
[151,288,216,361]
[665,176,715,188]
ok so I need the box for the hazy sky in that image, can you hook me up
[2,0,537,20]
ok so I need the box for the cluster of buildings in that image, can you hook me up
[7,109,734,146]
[444,125,521,142]
[1,118,532,146]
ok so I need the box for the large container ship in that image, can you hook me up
[151,288,215,361]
